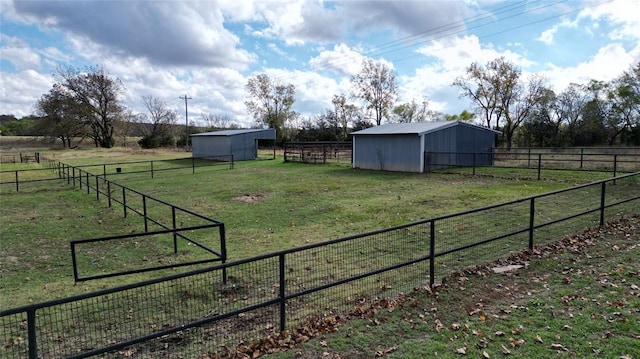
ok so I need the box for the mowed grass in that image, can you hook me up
[0,148,622,310]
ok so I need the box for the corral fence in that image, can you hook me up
[0,152,40,164]
[283,141,352,165]
[0,155,233,192]
[48,159,228,282]
[2,171,638,358]
[426,147,640,179]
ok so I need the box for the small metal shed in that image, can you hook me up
[351,121,500,172]
[191,129,276,161]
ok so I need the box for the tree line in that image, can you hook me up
[1,59,638,149]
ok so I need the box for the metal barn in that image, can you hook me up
[351,121,499,172]
[191,129,276,161]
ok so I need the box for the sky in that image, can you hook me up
[1,0,639,128]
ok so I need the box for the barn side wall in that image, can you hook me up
[230,134,259,161]
[424,126,457,171]
[454,125,495,165]
[353,134,422,172]
[192,136,231,159]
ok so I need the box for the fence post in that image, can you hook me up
[107,181,112,207]
[529,198,535,250]
[537,153,542,180]
[143,195,148,232]
[151,161,154,179]
[580,148,584,169]
[472,153,476,175]
[600,181,606,226]
[86,173,90,194]
[15,171,19,192]
[95,175,100,201]
[192,156,195,174]
[27,308,38,359]
[72,167,76,187]
[279,253,286,332]
[123,187,127,218]
[429,220,435,287]
[220,224,228,284]
[527,148,531,167]
[172,206,177,254]
[613,155,618,183]
[79,170,83,190]
[103,164,107,179]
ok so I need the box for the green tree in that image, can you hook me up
[332,94,359,140]
[55,65,124,148]
[35,84,89,148]
[444,110,475,122]
[244,74,296,144]
[392,98,429,123]
[351,58,397,126]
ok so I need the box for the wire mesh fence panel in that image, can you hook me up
[284,223,430,296]
[0,312,29,358]
[432,201,530,280]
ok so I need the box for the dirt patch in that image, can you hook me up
[233,194,264,203]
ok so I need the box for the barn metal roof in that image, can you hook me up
[351,121,499,136]
[191,129,276,138]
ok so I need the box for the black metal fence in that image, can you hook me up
[47,159,228,282]
[426,149,640,179]
[283,141,352,165]
[0,152,40,164]
[0,155,233,192]
[2,171,638,358]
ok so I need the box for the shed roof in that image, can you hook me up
[351,121,500,136]
[191,129,276,139]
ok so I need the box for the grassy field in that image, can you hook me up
[0,145,637,358]
[0,147,625,308]
[264,215,640,359]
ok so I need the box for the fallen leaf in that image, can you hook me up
[535,334,543,343]
[494,331,505,337]
[551,343,568,351]
[482,351,490,358]
[455,347,467,355]
[501,344,511,355]
[320,340,328,347]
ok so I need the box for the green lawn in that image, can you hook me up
[0,154,621,309]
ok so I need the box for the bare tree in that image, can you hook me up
[138,95,177,148]
[55,65,124,148]
[351,58,397,126]
[245,73,296,143]
[454,57,546,149]
[453,58,510,129]
[202,113,234,130]
[501,74,548,150]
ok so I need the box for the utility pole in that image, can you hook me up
[179,94,192,150]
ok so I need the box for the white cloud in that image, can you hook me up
[579,0,640,41]
[11,1,255,69]
[0,34,41,70]
[541,42,640,92]
[0,70,54,117]
[309,43,364,76]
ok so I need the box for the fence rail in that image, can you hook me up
[426,150,640,178]
[2,170,638,358]
[0,155,233,192]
